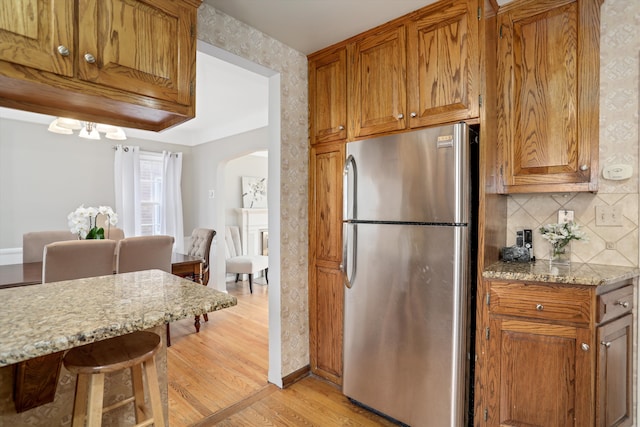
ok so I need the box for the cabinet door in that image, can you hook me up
[497,0,600,193]
[309,143,344,384]
[488,317,593,426]
[78,0,195,105]
[0,0,73,76]
[597,314,632,427]
[348,24,407,138]
[309,46,347,145]
[407,0,479,128]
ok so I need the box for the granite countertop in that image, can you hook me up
[483,260,640,286]
[0,270,237,366]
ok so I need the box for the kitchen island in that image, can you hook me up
[0,269,237,425]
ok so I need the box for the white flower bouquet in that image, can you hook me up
[68,205,118,239]
[539,221,587,260]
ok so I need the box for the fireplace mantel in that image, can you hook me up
[235,208,268,257]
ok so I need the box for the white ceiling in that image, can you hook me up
[203,0,440,55]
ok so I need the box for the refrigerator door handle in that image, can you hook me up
[341,223,357,289]
[343,154,357,219]
[342,154,358,288]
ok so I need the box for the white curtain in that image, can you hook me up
[114,145,140,238]
[162,151,184,252]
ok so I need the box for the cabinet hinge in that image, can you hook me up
[485,327,490,340]
[484,409,488,421]
[191,24,196,37]
[477,7,481,20]
[190,81,194,97]
[499,24,503,39]
[479,94,483,108]
[486,292,490,306]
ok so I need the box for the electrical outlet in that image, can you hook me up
[595,205,623,226]
[558,210,574,223]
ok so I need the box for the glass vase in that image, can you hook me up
[549,241,571,265]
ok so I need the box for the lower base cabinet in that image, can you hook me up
[482,280,634,426]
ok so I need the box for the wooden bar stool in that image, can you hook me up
[63,331,165,427]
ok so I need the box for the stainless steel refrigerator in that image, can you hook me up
[342,122,477,427]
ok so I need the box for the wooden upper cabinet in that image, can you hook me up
[407,0,479,128]
[348,24,407,139]
[308,46,347,145]
[0,0,74,76]
[0,0,200,131]
[77,0,193,105]
[497,0,601,193]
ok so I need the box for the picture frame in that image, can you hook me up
[242,176,268,208]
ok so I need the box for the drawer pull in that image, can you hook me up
[536,304,544,311]
[581,343,590,351]
[601,341,612,348]
[615,300,629,309]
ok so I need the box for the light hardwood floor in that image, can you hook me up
[167,279,396,426]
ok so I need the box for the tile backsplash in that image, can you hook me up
[507,193,638,266]
[507,0,639,268]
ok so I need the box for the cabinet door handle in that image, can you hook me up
[615,300,629,308]
[57,45,70,57]
[410,112,417,118]
[84,53,96,64]
[338,125,345,130]
[397,113,404,119]
[581,343,590,351]
[600,341,612,348]
[579,164,589,171]
[536,304,544,311]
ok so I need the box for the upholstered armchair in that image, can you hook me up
[225,226,269,294]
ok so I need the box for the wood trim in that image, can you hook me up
[282,365,311,389]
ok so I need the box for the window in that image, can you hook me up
[139,152,163,236]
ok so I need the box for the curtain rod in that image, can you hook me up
[112,146,180,157]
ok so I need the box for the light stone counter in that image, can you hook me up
[483,260,640,287]
[0,269,237,366]
[0,270,237,426]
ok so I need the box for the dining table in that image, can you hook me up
[0,252,203,289]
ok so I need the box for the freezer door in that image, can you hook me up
[343,223,469,427]
[344,123,469,224]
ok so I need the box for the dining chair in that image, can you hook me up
[186,228,215,286]
[23,230,78,263]
[115,235,174,274]
[185,228,215,324]
[115,235,175,345]
[42,240,117,283]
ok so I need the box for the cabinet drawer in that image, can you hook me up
[598,285,633,324]
[490,282,591,324]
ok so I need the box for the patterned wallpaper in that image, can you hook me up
[506,0,640,267]
[197,5,310,377]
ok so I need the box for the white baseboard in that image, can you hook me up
[0,248,22,265]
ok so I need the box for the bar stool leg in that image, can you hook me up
[131,364,146,422]
[71,374,89,427]
[86,373,105,427]
[144,357,165,427]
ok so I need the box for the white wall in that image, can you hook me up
[224,153,268,225]
[0,117,196,252]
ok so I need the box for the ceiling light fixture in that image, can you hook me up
[47,117,127,140]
